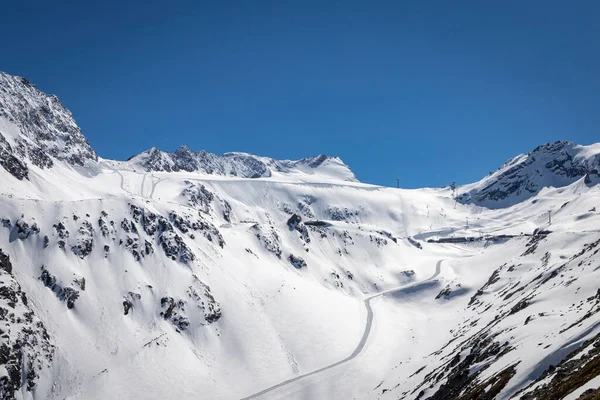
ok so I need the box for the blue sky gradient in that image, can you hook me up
[2,1,598,187]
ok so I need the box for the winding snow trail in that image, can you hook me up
[241,260,444,400]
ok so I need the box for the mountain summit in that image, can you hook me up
[458,140,600,208]
[127,146,357,181]
[0,72,97,180]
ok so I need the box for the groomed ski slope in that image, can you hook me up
[242,260,446,399]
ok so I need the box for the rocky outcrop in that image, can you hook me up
[251,224,282,259]
[39,266,81,309]
[287,214,310,244]
[14,217,40,240]
[288,254,307,269]
[0,250,54,399]
[181,182,214,213]
[160,276,221,331]
[71,220,93,259]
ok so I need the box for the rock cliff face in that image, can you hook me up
[0,73,97,179]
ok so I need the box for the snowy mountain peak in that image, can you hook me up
[0,72,97,180]
[127,146,357,181]
[458,140,600,208]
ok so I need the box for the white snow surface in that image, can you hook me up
[1,72,600,400]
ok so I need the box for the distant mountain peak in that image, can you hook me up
[458,140,600,208]
[127,146,357,181]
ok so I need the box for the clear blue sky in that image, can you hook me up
[2,1,598,187]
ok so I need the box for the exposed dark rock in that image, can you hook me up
[288,254,307,269]
[181,182,214,213]
[53,221,69,237]
[519,331,600,400]
[0,249,54,398]
[304,220,332,227]
[287,214,302,230]
[251,224,282,258]
[39,267,80,309]
[123,292,141,315]
[287,214,310,243]
[436,285,452,299]
[222,200,232,222]
[0,135,29,180]
[71,221,93,258]
[0,250,12,274]
[188,275,222,324]
[328,206,360,222]
[160,297,189,331]
[169,210,224,248]
[73,277,86,291]
[0,72,97,173]
[15,218,40,240]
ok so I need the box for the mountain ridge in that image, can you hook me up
[4,70,599,197]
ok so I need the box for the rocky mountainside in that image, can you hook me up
[1,71,600,400]
[127,146,357,181]
[458,141,600,208]
[0,72,97,180]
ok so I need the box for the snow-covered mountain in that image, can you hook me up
[1,71,600,400]
[458,141,600,208]
[127,146,357,181]
[0,72,97,180]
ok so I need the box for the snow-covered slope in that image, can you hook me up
[1,71,600,400]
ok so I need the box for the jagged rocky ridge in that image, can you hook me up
[458,141,600,208]
[127,145,355,180]
[0,72,97,180]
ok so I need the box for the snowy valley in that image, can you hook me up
[1,71,600,400]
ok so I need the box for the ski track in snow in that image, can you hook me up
[241,260,445,400]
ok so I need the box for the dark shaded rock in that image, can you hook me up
[71,221,93,258]
[15,218,40,240]
[0,248,54,397]
[0,250,12,274]
[0,134,29,180]
[287,214,302,230]
[222,200,232,222]
[251,224,282,258]
[288,254,307,269]
[123,292,141,315]
[39,267,80,309]
[181,182,214,213]
[53,221,69,239]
